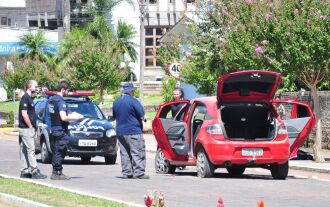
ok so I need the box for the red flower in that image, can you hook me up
[144,195,152,207]
[217,195,225,207]
[257,200,265,207]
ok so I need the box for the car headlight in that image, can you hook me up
[106,129,116,138]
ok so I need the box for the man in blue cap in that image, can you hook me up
[113,83,149,179]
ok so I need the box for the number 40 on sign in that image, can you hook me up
[168,62,182,79]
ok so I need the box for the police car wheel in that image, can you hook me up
[104,155,117,165]
[81,156,92,164]
[41,141,51,164]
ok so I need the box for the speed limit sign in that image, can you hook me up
[168,62,182,79]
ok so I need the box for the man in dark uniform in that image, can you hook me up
[19,80,47,179]
[49,80,83,180]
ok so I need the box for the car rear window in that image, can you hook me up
[223,73,276,94]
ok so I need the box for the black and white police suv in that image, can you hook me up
[33,91,117,164]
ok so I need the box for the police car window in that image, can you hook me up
[67,102,104,119]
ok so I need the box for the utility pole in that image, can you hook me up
[62,0,70,32]
[139,0,146,105]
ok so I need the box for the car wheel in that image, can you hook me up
[104,154,117,165]
[270,161,289,180]
[81,156,92,164]
[196,149,214,178]
[155,149,176,174]
[41,141,51,164]
[226,166,245,176]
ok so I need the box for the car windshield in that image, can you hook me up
[67,101,104,120]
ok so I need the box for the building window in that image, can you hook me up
[1,17,7,25]
[144,26,169,68]
[149,0,157,4]
[187,0,195,3]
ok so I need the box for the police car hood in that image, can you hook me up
[68,118,113,132]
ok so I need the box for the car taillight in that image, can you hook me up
[277,124,287,135]
[207,124,223,135]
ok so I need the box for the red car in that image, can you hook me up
[152,70,315,179]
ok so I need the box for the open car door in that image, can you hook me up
[273,99,316,159]
[152,100,190,162]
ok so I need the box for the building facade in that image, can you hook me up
[0,0,27,27]
[111,0,196,82]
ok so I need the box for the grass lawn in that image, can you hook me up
[0,101,19,113]
[0,177,128,207]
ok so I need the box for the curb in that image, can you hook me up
[289,165,330,174]
[0,192,50,207]
[0,174,144,207]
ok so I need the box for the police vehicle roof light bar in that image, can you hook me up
[43,91,95,97]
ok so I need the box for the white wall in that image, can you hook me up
[110,0,195,82]
[111,1,141,81]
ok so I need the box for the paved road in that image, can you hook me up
[1,135,330,207]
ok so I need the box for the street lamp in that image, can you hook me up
[138,0,146,105]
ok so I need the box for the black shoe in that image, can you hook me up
[31,169,47,179]
[50,170,70,180]
[178,166,186,170]
[20,172,32,178]
[122,175,133,179]
[135,174,150,179]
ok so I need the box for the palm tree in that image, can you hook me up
[115,20,138,62]
[19,30,51,61]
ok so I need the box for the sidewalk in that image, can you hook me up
[144,133,330,174]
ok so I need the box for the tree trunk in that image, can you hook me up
[98,84,103,105]
[310,85,325,163]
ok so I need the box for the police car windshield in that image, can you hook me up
[67,101,104,120]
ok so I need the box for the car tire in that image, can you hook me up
[196,149,214,178]
[104,154,117,165]
[41,141,51,164]
[81,156,92,164]
[155,149,176,174]
[270,161,289,180]
[226,166,245,176]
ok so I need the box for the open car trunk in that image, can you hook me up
[220,102,276,140]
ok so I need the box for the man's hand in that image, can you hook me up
[60,111,83,122]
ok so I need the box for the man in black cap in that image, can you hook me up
[113,83,149,179]
[19,80,47,179]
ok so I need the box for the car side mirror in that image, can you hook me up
[108,115,115,122]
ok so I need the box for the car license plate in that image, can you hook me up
[78,140,97,147]
[242,148,263,156]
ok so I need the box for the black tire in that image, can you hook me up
[270,161,289,180]
[226,166,246,176]
[81,156,92,164]
[41,141,51,164]
[155,149,176,174]
[104,154,117,165]
[196,149,214,178]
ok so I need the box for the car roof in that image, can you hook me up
[192,96,217,104]
[35,97,91,102]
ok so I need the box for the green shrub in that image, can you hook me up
[7,111,14,125]
[112,92,122,101]
[161,77,177,102]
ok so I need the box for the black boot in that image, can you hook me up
[50,169,70,180]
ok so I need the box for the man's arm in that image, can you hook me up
[133,99,145,120]
[59,111,82,122]
[21,111,33,128]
